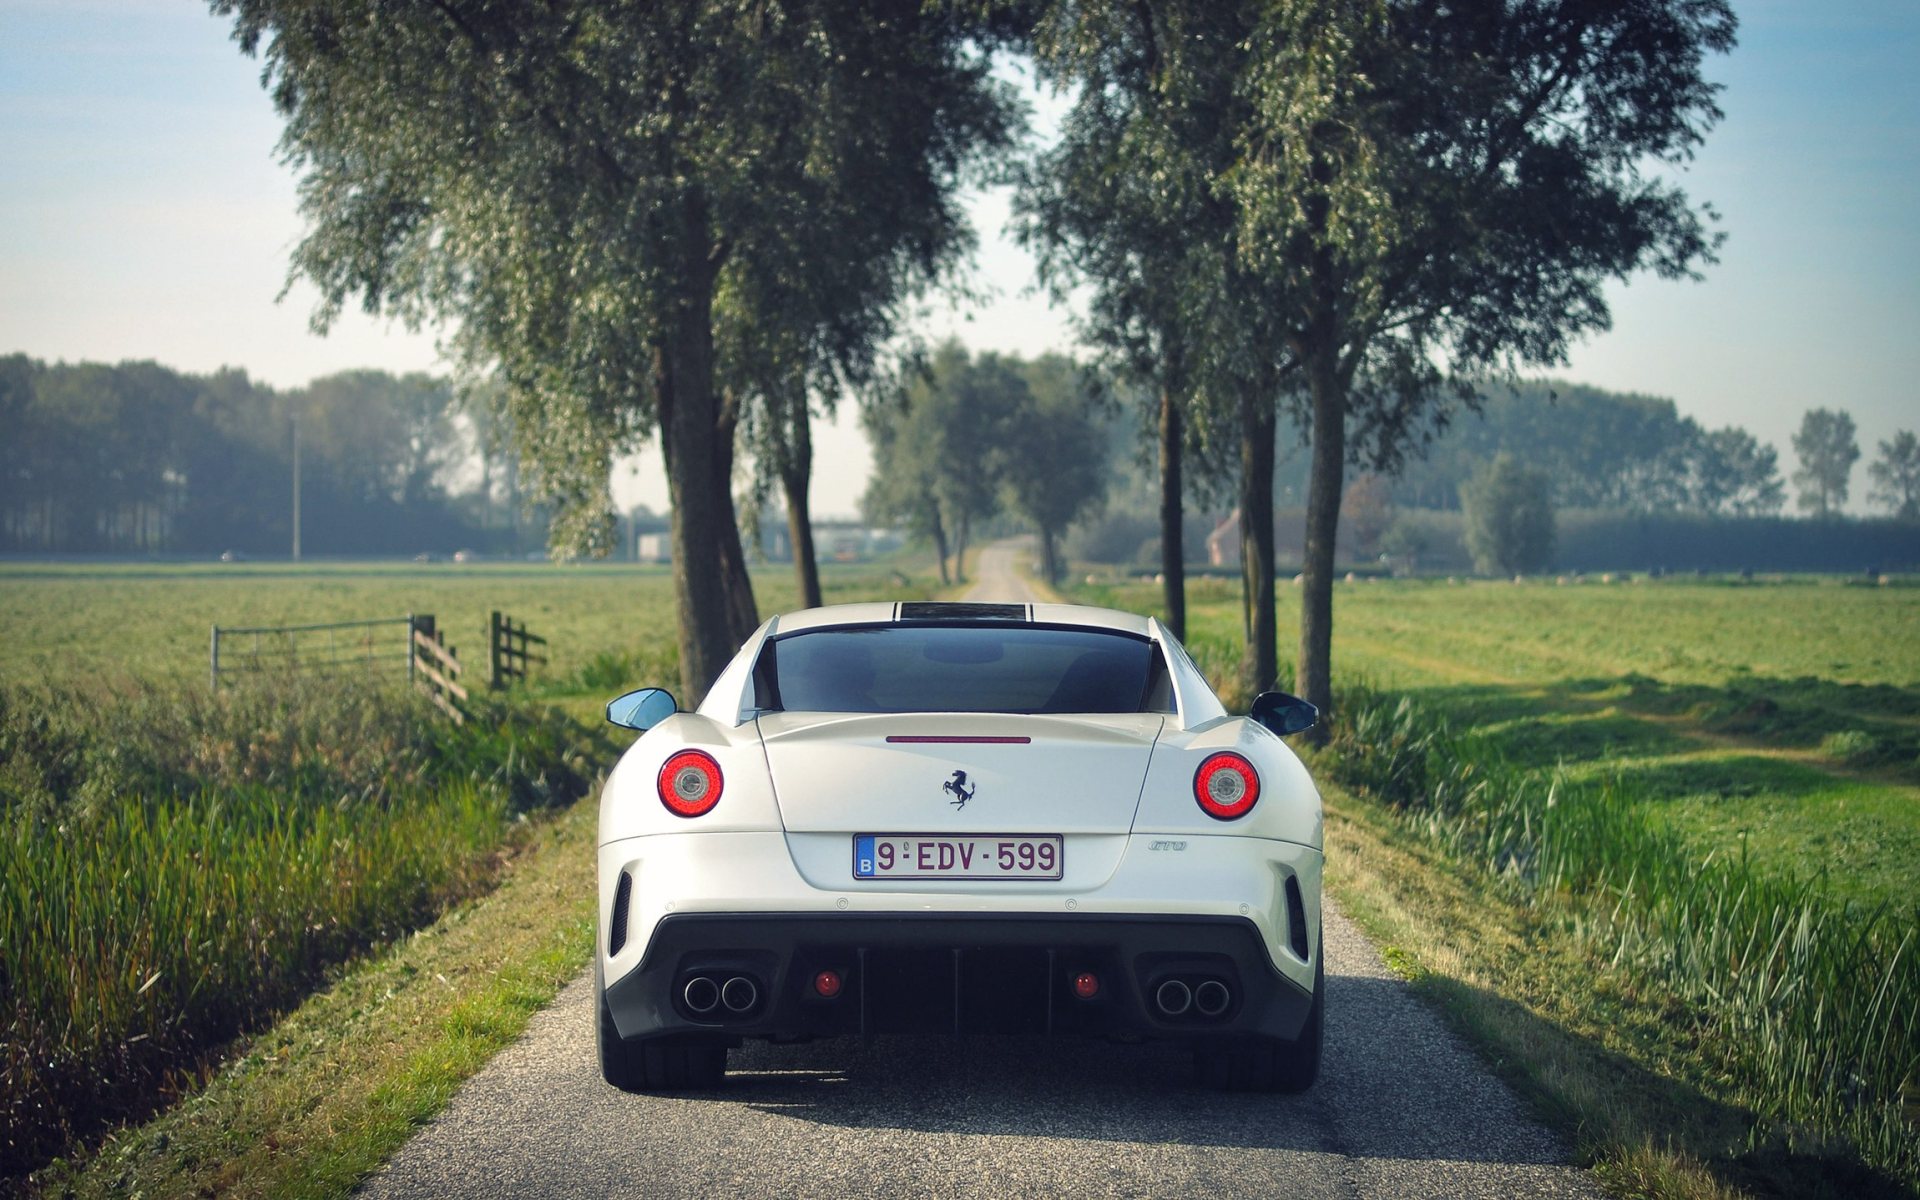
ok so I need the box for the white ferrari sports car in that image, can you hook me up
[595,601,1325,1092]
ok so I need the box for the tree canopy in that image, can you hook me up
[1792,407,1860,518]
[1027,0,1736,724]
[1867,431,1920,520]
[214,0,1021,697]
[1462,454,1556,576]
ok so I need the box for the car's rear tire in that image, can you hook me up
[1196,937,1323,1093]
[596,961,727,1091]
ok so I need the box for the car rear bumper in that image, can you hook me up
[602,911,1317,1045]
[599,830,1322,1046]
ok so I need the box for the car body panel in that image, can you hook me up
[596,601,1325,1079]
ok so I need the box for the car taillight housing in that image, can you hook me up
[1193,752,1259,820]
[658,750,723,817]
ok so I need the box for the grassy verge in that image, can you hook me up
[1313,687,1918,1198]
[31,796,596,1199]
[1060,572,1919,1196]
[0,677,609,1181]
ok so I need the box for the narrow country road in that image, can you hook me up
[962,537,1051,605]
[359,540,1601,1199]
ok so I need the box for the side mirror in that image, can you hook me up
[606,687,678,731]
[1250,690,1318,736]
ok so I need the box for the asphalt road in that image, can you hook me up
[360,542,1601,1199]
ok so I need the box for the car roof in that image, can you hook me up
[765,600,1156,639]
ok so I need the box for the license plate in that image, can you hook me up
[853,834,1063,881]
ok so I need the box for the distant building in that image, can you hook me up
[636,532,671,563]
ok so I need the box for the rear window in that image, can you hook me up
[756,624,1171,715]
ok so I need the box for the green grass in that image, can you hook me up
[0,678,610,1181]
[1071,574,1920,911]
[0,556,937,1185]
[34,795,598,1200]
[0,558,911,690]
[1064,570,1920,1194]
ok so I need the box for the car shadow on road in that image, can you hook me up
[681,975,1566,1163]
[666,972,1908,1198]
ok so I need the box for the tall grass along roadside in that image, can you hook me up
[1317,681,1919,1190]
[0,675,613,1182]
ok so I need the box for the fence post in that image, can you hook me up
[490,610,502,690]
[210,625,219,691]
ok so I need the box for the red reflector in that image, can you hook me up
[1073,972,1100,1000]
[657,750,723,818]
[1193,752,1260,820]
[813,970,843,999]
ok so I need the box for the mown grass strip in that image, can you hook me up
[33,797,597,1200]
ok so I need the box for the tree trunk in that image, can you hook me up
[656,250,752,702]
[1039,525,1060,586]
[1159,384,1186,640]
[1239,393,1277,699]
[953,512,970,583]
[709,394,759,645]
[1297,358,1346,744]
[777,386,821,610]
[779,421,821,612]
[929,507,950,585]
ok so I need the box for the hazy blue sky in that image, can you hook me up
[2,1,1914,518]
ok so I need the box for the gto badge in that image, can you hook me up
[943,770,977,809]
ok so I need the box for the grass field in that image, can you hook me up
[0,559,906,690]
[1069,570,1920,1192]
[0,556,935,1183]
[1077,574,1920,912]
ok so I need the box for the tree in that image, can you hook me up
[1017,7,1245,639]
[1343,473,1394,560]
[999,355,1111,584]
[1792,408,1860,518]
[1693,426,1784,517]
[1462,454,1555,576]
[1867,430,1919,520]
[214,0,1018,699]
[862,343,1019,583]
[1032,1,1734,730]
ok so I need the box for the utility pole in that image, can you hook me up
[292,413,302,562]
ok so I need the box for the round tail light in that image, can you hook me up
[658,750,723,817]
[1193,752,1260,820]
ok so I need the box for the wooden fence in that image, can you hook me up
[410,616,468,724]
[210,613,469,723]
[488,610,548,690]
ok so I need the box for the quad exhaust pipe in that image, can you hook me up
[721,975,759,1014]
[681,973,762,1019]
[1155,976,1232,1020]
[683,975,722,1015]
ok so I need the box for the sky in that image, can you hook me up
[1,1,1915,520]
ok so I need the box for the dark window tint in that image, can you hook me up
[759,625,1165,714]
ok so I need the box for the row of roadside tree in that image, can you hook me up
[210,0,1748,725]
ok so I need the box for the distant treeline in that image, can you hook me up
[1364,509,1920,575]
[0,356,544,557]
[1073,377,1918,572]
[1283,378,1787,516]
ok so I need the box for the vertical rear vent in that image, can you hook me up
[1284,876,1311,961]
[608,870,633,956]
